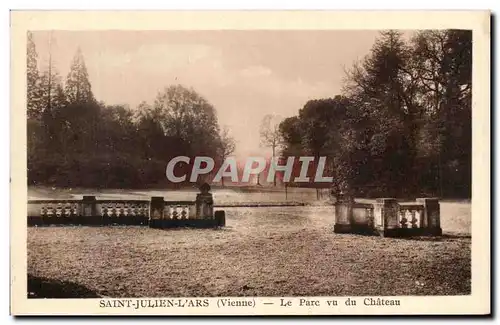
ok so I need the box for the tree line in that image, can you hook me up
[27,30,471,198]
[27,32,235,189]
[276,30,471,198]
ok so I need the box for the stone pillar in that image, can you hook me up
[214,210,226,227]
[196,183,214,219]
[374,198,399,236]
[81,196,97,225]
[333,194,354,233]
[149,196,165,228]
[417,198,442,236]
[82,196,97,216]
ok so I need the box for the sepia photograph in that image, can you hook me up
[10,10,490,315]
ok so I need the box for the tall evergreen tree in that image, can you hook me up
[39,70,66,112]
[65,47,94,104]
[27,31,41,119]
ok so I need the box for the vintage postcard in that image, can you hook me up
[10,10,490,315]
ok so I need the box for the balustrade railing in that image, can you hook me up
[334,195,441,237]
[27,184,225,228]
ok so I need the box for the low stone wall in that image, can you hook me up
[333,195,442,237]
[27,184,225,229]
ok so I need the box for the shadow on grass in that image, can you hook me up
[394,233,471,241]
[332,231,471,242]
[382,233,471,242]
[153,226,231,232]
[28,274,100,298]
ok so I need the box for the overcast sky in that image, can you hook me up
[32,30,385,157]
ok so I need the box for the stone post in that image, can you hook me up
[417,198,442,236]
[333,193,354,233]
[374,198,399,236]
[81,196,97,225]
[82,196,96,224]
[196,183,214,219]
[82,196,97,216]
[149,196,165,228]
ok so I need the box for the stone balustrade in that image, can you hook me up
[334,195,442,237]
[27,184,225,228]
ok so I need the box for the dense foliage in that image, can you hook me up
[27,30,471,198]
[279,30,471,198]
[27,32,232,188]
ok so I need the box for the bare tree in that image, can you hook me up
[259,114,283,186]
[218,126,236,187]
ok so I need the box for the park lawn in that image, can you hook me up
[28,205,471,297]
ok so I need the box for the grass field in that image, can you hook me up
[27,191,471,297]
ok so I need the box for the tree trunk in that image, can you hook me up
[272,145,276,186]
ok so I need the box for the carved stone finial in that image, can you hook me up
[200,182,211,194]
